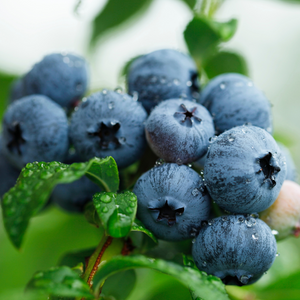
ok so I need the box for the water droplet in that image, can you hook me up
[264,271,268,275]
[267,127,272,133]
[176,158,183,166]
[252,233,259,240]
[155,158,164,167]
[40,171,52,179]
[208,219,214,225]
[220,83,226,89]
[132,91,139,101]
[240,275,250,285]
[244,122,252,126]
[245,217,256,227]
[192,188,200,197]
[26,163,34,169]
[251,213,259,218]
[272,230,279,235]
[202,261,207,267]
[192,238,196,244]
[114,86,123,93]
[23,169,33,178]
[238,217,244,223]
[186,81,192,87]
[245,179,251,184]
[100,195,112,203]
[63,57,70,64]
[129,202,136,208]
[276,252,280,257]
[102,89,108,95]
[190,227,198,237]
[108,101,114,109]
[102,207,108,213]
[222,216,228,221]
[130,196,137,202]
[160,77,167,84]
[228,135,235,142]
[126,207,133,213]
[173,79,180,85]
[209,136,217,143]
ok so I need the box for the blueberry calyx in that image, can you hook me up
[88,122,122,150]
[149,200,184,226]
[174,104,202,124]
[258,152,281,187]
[7,121,26,155]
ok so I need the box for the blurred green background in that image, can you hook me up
[1,0,300,299]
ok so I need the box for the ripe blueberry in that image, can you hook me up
[277,142,297,182]
[145,99,215,164]
[69,90,147,169]
[133,163,211,241]
[127,49,200,113]
[2,95,69,169]
[204,125,287,213]
[199,73,273,134]
[21,53,89,108]
[192,215,277,286]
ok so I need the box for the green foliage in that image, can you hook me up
[1,157,119,249]
[26,266,94,299]
[93,255,229,300]
[132,219,158,243]
[184,17,237,67]
[0,72,17,120]
[91,0,153,46]
[180,0,197,9]
[93,191,137,238]
[204,51,248,78]
[101,270,136,300]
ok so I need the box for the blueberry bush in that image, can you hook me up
[1,1,300,300]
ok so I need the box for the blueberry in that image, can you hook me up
[261,180,300,240]
[22,53,89,108]
[204,125,287,213]
[127,49,200,113]
[2,95,69,169]
[133,163,211,241]
[145,99,215,164]
[199,73,273,134]
[10,78,25,102]
[192,214,277,286]
[0,137,20,198]
[69,90,147,169]
[277,142,297,182]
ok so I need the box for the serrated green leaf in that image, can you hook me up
[93,191,137,238]
[131,219,158,243]
[26,266,94,299]
[101,270,136,300]
[93,255,229,300]
[184,17,238,67]
[90,0,153,45]
[1,156,119,249]
[204,51,248,79]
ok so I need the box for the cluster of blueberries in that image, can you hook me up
[1,49,299,287]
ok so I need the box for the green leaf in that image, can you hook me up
[93,255,229,300]
[84,201,101,227]
[0,72,17,120]
[101,270,136,300]
[59,248,95,270]
[180,0,196,9]
[91,0,153,45]
[1,156,119,249]
[203,51,248,79]
[93,191,137,238]
[184,17,238,67]
[26,266,94,299]
[131,219,158,243]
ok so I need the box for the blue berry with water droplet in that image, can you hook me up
[204,125,287,213]
[69,90,147,169]
[127,49,200,113]
[2,95,69,169]
[192,214,277,286]
[145,99,214,164]
[13,53,89,108]
[133,163,211,241]
[199,73,273,134]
